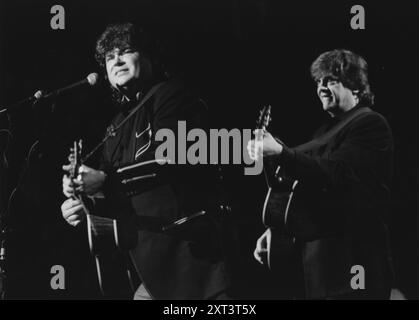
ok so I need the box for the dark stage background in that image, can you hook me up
[0,0,418,299]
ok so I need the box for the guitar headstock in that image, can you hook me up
[256,105,272,131]
[69,140,83,180]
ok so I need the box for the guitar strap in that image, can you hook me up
[294,106,372,153]
[108,82,166,135]
[82,81,166,162]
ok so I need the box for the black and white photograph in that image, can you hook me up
[0,0,417,304]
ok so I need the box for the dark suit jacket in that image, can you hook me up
[274,105,394,299]
[93,78,231,299]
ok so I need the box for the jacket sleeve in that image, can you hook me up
[274,113,394,239]
[275,113,393,191]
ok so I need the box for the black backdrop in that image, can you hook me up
[0,0,418,299]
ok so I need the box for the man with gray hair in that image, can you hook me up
[249,49,394,299]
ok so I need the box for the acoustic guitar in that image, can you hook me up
[255,106,299,285]
[69,140,137,299]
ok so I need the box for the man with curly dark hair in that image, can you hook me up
[94,22,168,106]
[60,22,233,300]
[248,49,394,299]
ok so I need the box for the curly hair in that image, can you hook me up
[95,22,167,105]
[310,49,374,107]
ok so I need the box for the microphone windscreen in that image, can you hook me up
[86,73,99,86]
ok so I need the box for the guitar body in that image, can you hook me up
[262,178,295,227]
[260,177,301,298]
[255,106,299,287]
[262,177,298,266]
[70,140,138,298]
[86,214,139,299]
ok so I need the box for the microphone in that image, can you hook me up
[0,90,43,114]
[0,73,100,114]
[41,73,100,100]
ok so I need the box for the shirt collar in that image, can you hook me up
[121,91,142,103]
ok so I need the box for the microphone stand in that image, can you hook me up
[0,218,6,300]
[0,94,42,300]
[0,114,11,300]
[0,79,98,299]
